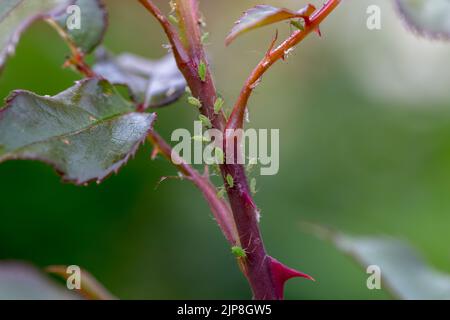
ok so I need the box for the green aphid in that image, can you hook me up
[291,19,304,31]
[211,163,221,176]
[201,32,209,44]
[168,15,179,25]
[199,115,212,128]
[188,96,202,108]
[250,178,257,194]
[214,147,224,164]
[216,186,226,199]
[214,97,224,114]
[226,174,234,188]
[198,60,207,82]
[231,246,247,259]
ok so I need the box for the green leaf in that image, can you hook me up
[0,0,74,71]
[307,224,450,299]
[0,262,80,300]
[51,0,108,53]
[93,49,187,109]
[395,0,450,39]
[0,78,155,185]
[225,4,316,45]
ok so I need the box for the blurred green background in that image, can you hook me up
[1,0,450,299]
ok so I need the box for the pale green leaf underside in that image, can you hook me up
[52,0,107,53]
[310,225,450,300]
[396,0,450,39]
[93,49,186,109]
[0,262,80,300]
[225,4,315,45]
[0,78,155,184]
[0,0,73,70]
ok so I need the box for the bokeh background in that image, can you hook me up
[1,0,450,299]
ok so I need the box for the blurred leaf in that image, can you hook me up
[395,0,450,39]
[0,0,73,71]
[307,224,450,299]
[93,49,186,109]
[50,0,108,53]
[0,262,80,300]
[225,4,316,45]
[47,265,116,300]
[0,78,155,185]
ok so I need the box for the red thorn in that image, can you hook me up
[242,191,256,209]
[151,147,160,160]
[266,30,279,58]
[136,103,146,112]
[315,27,322,37]
[62,59,71,68]
[268,256,314,299]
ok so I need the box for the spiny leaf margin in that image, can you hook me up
[0,78,155,185]
[306,223,450,300]
[51,0,108,54]
[93,49,186,110]
[0,0,75,71]
[394,0,450,40]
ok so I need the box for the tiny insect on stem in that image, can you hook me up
[226,174,234,188]
[198,60,207,82]
[188,96,202,108]
[214,97,224,114]
[226,0,342,132]
[139,0,341,301]
[231,246,247,258]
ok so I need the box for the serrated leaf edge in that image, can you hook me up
[0,81,156,185]
[394,0,450,40]
[0,0,76,71]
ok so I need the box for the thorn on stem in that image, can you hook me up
[266,30,279,58]
[268,256,314,299]
[151,146,160,160]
